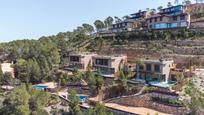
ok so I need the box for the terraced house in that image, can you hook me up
[136,58,174,85]
[67,52,96,72]
[92,55,127,77]
[146,5,191,29]
[112,20,134,33]
[129,10,150,29]
[112,10,149,33]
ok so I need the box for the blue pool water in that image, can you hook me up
[79,95,88,103]
[33,85,48,90]
[149,80,176,88]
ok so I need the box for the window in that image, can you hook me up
[180,15,185,20]
[123,23,126,26]
[154,65,160,72]
[170,23,178,28]
[95,59,109,66]
[155,23,168,29]
[146,64,152,71]
[160,17,163,21]
[173,16,177,21]
[139,65,144,71]
[150,19,152,23]
[154,17,157,22]
[120,23,123,27]
[70,56,80,62]
[181,22,187,27]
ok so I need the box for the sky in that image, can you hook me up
[0,0,178,43]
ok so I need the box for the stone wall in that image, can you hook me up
[109,95,188,115]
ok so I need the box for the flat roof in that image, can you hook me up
[93,54,126,59]
[161,5,183,10]
[69,52,96,56]
[131,11,147,16]
[141,58,173,64]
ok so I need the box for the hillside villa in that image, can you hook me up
[92,54,127,77]
[146,5,191,29]
[66,52,96,72]
[112,20,134,33]
[136,58,175,88]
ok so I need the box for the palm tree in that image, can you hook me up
[174,0,180,5]
[157,6,163,12]
[94,20,105,32]
[146,8,150,12]
[104,16,114,28]
[122,15,131,21]
[114,16,122,23]
[182,0,192,4]
[167,2,173,8]
[82,23,94,35]
[150,9,157,15]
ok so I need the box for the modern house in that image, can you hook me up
[130,11,150,30]
[146,5,191,29]
[111,11,149,32]
[1,63,14,78]
[136,58,174,84]
[130,11,149,20]
[112,20,134,33]
[66,52,96,72]
[92,55,127,77]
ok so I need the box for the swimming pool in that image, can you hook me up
[33,85,48,90]
[149,80,176,88]
[78,95,88,103]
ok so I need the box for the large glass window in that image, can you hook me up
[160,23,168,28]
[70,56,80,62]
[155,24,160,29]
[154,17,157,22]
[155,23,168,29]
[146,64,152,71]
[180,15,185,20]
[123,23,126,26]
[181,22,187,27]
[139,65,144,71]
[170,23,178,28]
[160,17,163,21]
[173,16,177,21]
[154,65,160,72]
[95,59,109,66]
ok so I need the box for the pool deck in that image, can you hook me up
[35,82,57,89]
[105,103,171,115]
[149,81,174,88]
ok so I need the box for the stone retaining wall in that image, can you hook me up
[109,95,188,115]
